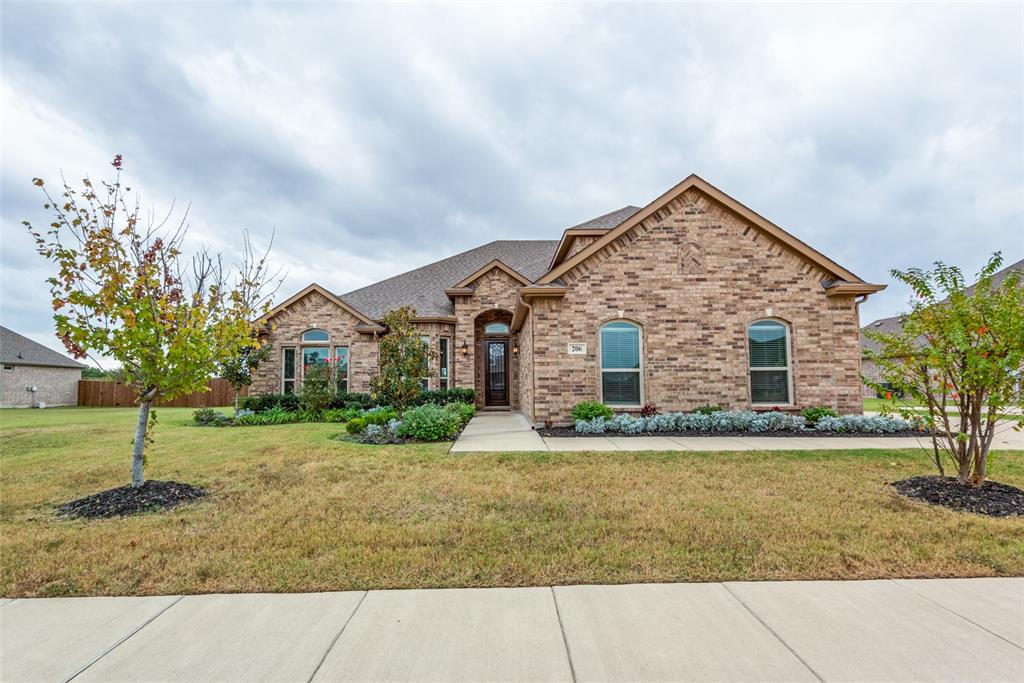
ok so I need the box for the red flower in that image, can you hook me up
[885,391,892,400]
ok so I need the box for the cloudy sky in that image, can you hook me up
[2,2,1021,363]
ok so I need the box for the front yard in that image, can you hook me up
[1,407,1022,598]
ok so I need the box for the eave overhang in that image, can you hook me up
[824,281,887,297]
[511,285,567,332]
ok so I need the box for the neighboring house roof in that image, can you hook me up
[859,315,907,356]
[859,257,1023,357]
[338,240,559,319]
[0,326,86,369]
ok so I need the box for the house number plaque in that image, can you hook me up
[567,343,587,355]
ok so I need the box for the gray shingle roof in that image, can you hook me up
[339,240,559,319]
[860,258,1022,356]
[564,205,642,232]
[335,206,644,320]
[0,326,86,368]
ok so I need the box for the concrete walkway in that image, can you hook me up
[451,413,1024,453]
[2,578,1021,682]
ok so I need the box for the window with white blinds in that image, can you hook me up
[748,320,791,404]
[600,321,642,406]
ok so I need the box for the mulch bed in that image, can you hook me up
[56,480,207,519]
[893,476,1024,517]
[537,427,929,439]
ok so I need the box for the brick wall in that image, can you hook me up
[1,365,81,407]
[528,188,865,425]
[252,289,380,394]
[452,267,521,409]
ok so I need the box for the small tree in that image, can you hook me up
[25,156,278,487]
[300,359,335,412]
[865,253,1023,486]
[370,306,435,413]
[219,341,272,413]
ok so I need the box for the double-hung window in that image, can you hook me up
[420,335,431,391]
[334,346,349,393]
[600,321,642,406]
[439,337,450,390]
[748,320,791,404]
[282,348,296,394]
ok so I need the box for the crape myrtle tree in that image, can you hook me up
[25,155,279,487]
[864,253,1023,486]
[370,306,436,413]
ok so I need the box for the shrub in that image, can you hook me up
[802,406,839,426]
[320,408,349,423]
[346,417,367,435]
[370,307,435,413]
[444,401,476,425]
[692,405,725,415]
[414,388,475,406]
[815,415,913,434]
[239,393,301,413]
[396,404,461,441]
[574,418,606,434]
[571,401,614,421]
[363,406,398,426]
[640,403,659,417]
[193,408,231,426]
[333,392,377,410]
[645,413,678,432]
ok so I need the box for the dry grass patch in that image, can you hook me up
[2,407,1023,597]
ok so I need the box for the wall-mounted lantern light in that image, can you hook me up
[460,340,469,356]
[512,344,519,355]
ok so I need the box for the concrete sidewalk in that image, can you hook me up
[2,578,1021,682]
[450,413,1024,453]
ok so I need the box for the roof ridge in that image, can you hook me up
[563,205,642,232]
[338,239,558,300]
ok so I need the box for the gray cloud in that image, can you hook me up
[2,2,1021,359]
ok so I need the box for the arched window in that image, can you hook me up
[600,321,642,406]
[748,320,791,404]
[302,329,329,342]
[484,322,510,335]
[301,329,330,368]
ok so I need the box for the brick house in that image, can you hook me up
[1,326,85,408]
[252,175,885,425]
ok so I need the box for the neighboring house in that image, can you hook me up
[252,174,885,425]
[0,326,85,407]
[860,258,1023,397]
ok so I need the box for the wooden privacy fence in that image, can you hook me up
[77,378,248,408]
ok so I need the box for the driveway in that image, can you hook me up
[2,578,1021,681]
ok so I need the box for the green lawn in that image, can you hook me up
[2,407,1023,598]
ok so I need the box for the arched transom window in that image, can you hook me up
[600,321,642,406]
[484,322,510,335]
[748,320,791,404]
[301,329,331,367]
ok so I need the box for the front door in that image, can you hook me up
[484,340,509,406]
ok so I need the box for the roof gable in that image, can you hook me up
[262,283,379,327]
[451,259,531,289]
[536,175,876,287]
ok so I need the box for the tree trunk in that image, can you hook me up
[131,399,152,488]
[234,390,240,415]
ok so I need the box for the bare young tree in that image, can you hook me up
[25,155,280,487]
